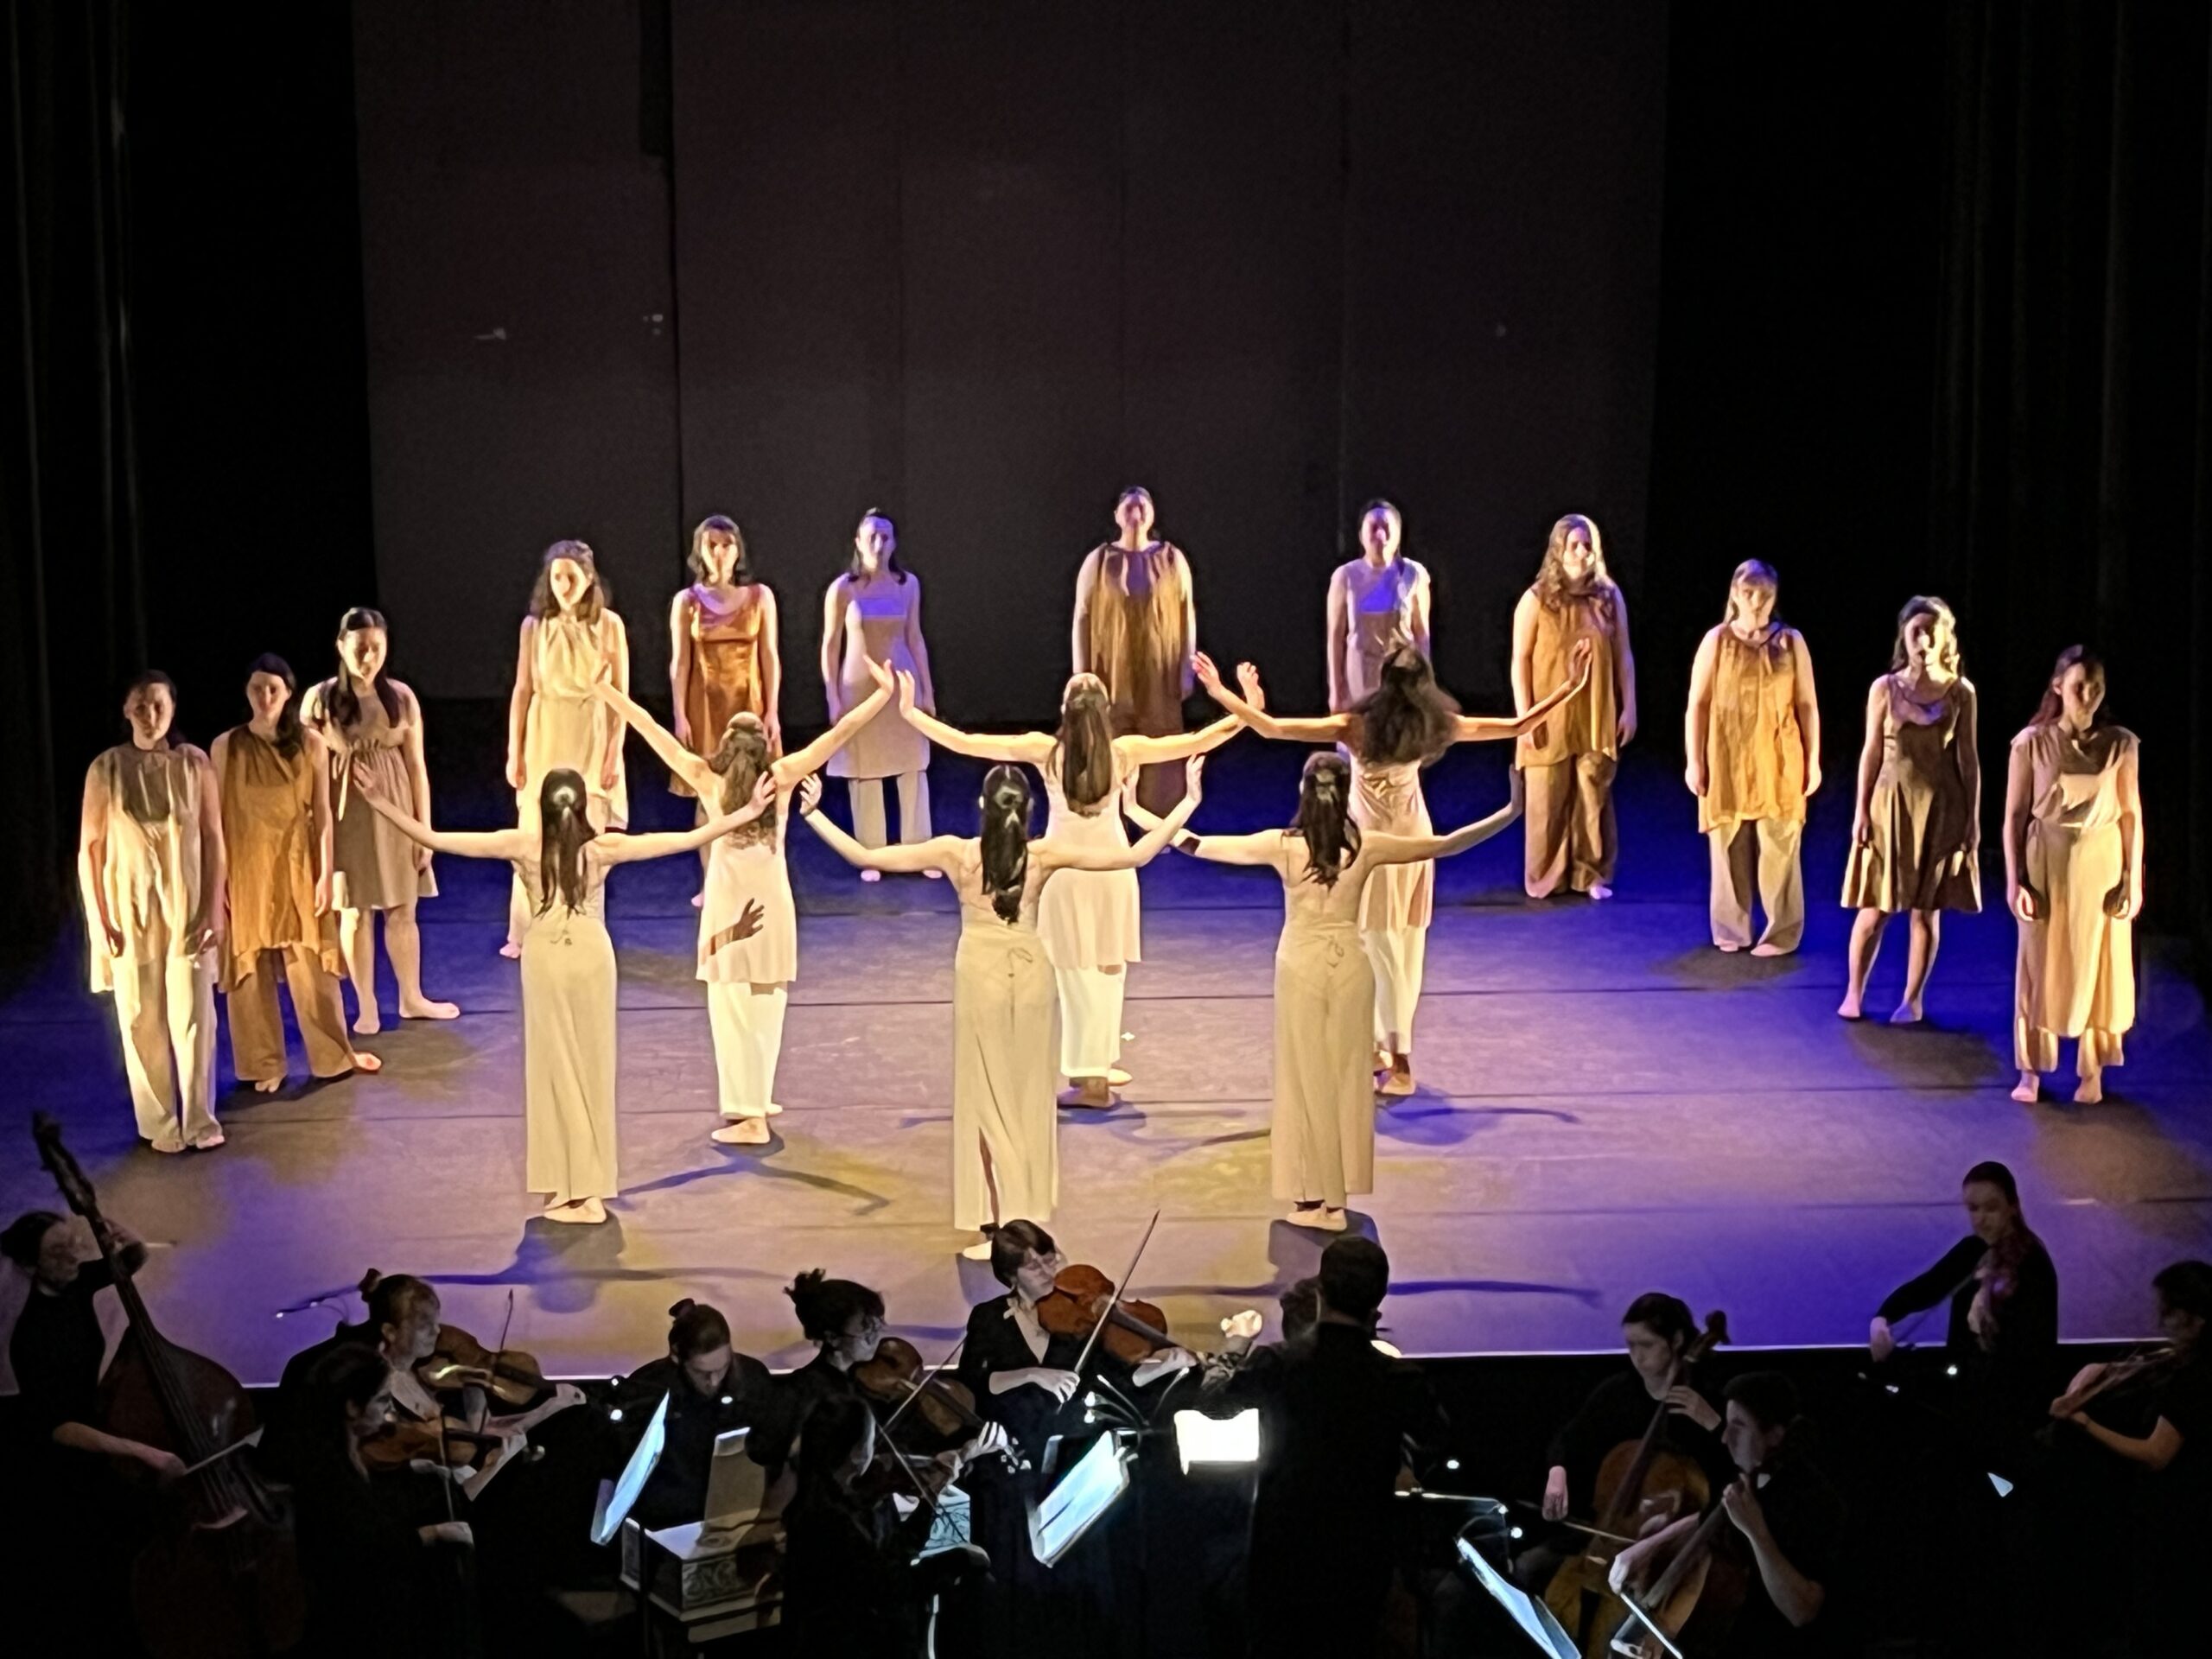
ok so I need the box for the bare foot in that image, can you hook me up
[1836,995,1864,1020]
[691,892,705,910]
[1284,1205,1348,1233]
[1376,1064,1415,1098]
[1715,941,1742,953]
[860,869,882,885]
[190,1130,226,1151]
[400,997,461,1020]
[353,1009,383,1036]
[350,1051,383,1074]
[2011,1072,2040,1104]
[960,1239,995,1261]
[543,1197,605,1224]
[499,941,522,960]
[1750,941,1791,957]
[1058,1078,1114,1109]
[1889,1001,1923,1026]
[1587,882,1614,901]
[1106,1066,1133,1088]
[2073,1073,2104,1105]
[252,1077,283,1095]
[711,1118,771,1145]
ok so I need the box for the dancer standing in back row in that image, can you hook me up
[594,671,893,1144]
[1512,512,1636,899]
[880,656,1241,1109]
[821,509,935,872]
[1073,486,1198,813]
[670,514,782,901]
[1840,596,1980,1023]
[1190,645,1587,1098]
[1326,500,1432,711]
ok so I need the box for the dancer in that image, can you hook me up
[1325,499,1432,711]
[1193,645,1586,1097]
[594,672,893,1144]
[78,672,225,1152]
[300,608,458,1032]
[1839,595,1981,1022]
[670,513,781,899]
[1130,753,1523,1230]
[820,509,934,875]
[1511,512,1636,899]
[884,658,1240,1108]
[2005,647,2139,1103]
[504,540,630,954]
[798,730,1203,1255]
[350,761,772,1224]
[1071,486,1198,813]
[1683,561,1821,955]
[211,656,378,1093]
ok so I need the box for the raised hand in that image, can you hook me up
[1236,662,1264,703]
[893,669,918,716]
[1192,652,1224,694]
[1182,753,1205,802]
[738,772,777,822]
[865,656,896,694]
[793,773,823,817]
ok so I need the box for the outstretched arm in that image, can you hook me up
[800,804,966,877]
[351,763,530,861]
[1114,712,1242,767]
[595,679,715,795]
[776,679,893,780]
[1452,639,1592,743]
[1364,772,1524,865]
[1122,797,1283,868]
[872,659,1053,764]
[597,775,777,865]
[1040,763,1205,873]
[1196,654,1351,743]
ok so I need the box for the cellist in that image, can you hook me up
[1607,1371,1844,1658]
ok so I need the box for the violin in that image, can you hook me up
[417,1322,551,1409]
[358,1412,512,1475]
[1036,1262,1177,1365]
[855,1337,986,1440]
[2041,1340,2188,1443]
[34,1114,308,1658]
[1544,1310,1729,1657]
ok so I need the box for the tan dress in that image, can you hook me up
[523,611,629,828]
[1840,676,1981,914]
[951,856,1058,1230]
[2012,724,2135,1073]
[315,687,436,912]
[1338,558,1427,708]
[1084,541,1192,812]
[825,574,930,779]
[1700,628,1808,834]
[517,850,619,1204]
[1268,836,1386,1208]
[1517,584,1623,897]
[672,584,770,797]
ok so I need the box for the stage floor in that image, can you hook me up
[4,747,2209,1383]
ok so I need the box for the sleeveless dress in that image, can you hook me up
[826,575,929,780]
[1084,541,1192,812]
[952,861,1058,1230]
[1840,676,1980,914]
[320,689,436,912]
[516,851,619,1204]
[1700,628,1808,835]
[699,813,798,986]
[218,728,342,988]
[1037,757,1141,971]
[673,584,770,797]
[522,611,629,829]
[1352,757,1433,932]
[1269,838,1382,1208]
[2012,724,2136,1073]
[1338,559,1427,707]
[1516,587,1621,771]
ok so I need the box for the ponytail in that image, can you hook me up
[1290,752,1360,887]
[536,768,596,914]
[978,764,1033,924]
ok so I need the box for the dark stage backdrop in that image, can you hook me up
[353,0,1669,715]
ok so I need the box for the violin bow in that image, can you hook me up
[876,1333,968,1440]
[1069,1208,1163,1385]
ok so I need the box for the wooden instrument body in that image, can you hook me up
[1036,1263,1173,1365]
[855,1335,986,1443]
[1544,1446,1712,1657]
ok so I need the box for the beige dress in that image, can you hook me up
[1268,836,1387,1208]
[2012,723,2135,1073]
[826,575,929,779]
[1517,584,1623,898]
[1338,558,1428,708]
[315,686,436,911]
[1700,628,1808,835]
[1083,541,1192,813]
[516,850,619,1204]
[672,584,770,797]
[1037,756,1141,970]
[1841,676,1981,914]
[951,856,1058,1230]
[522,612,629,829]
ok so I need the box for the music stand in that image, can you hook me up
[590,1392,669,1547]
[1454,1536,1580,1659]
[1027,1430,1131,1568]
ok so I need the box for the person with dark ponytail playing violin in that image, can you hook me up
[1606,1371,1844,1659]
[606,1298,775,1529]
[748,1269,889,1484]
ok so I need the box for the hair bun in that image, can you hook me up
[669,1297,695,1318]
[359,1268,383,1296]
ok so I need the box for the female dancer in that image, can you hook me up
[78,671,226,1152]
[1192,645,1587,1096]
[821,509,934,872]
[1071,486,1198,812]
[799,726,1202,1254]
[504,540,630,954]
[1130,753,1523,1230]
[884,659,1239,1108]
[1840,596,1981,1022]
[594,672,893,1143]
[1510,512,1636,899]
[1683,561,1821,955]
[671,513,781,898]
[1325,499,1432,711]
[350,762,772,1223]
[212,656,378,1092]
[301,608,458,1032]
[2005,647,2139,1103]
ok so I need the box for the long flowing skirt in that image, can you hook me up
[2015,819,2133,1071]
[1270,921,1376,1206]
[952,922,1058,1230]
[521,910,619,1203]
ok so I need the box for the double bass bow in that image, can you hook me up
[32,1113,308,1657]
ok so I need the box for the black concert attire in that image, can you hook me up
[780,1473,939,1656]
[1877,1231,2059,1452]
[1708,1453,1847,1659]
[1200,1322,1449,1656]
[266,1316,375,1482]
[607,1351,775,1529]
[747,1348,861,1480]
[292,1450,480,1659]
[9,1258,115,1452]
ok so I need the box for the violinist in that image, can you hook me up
[747,1268,887,1480]
[289,1342,480,1659]
[1202,1236,1448,1656]
[1607,1372,1844,1659]
[606,1296,775,1529]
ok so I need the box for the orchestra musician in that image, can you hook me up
[1606,1371,1845,1658]
[1201,1236,1447,1656]
[747,1269,889,1483]
[606,1297,776,1529]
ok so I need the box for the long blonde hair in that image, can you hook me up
[1532,513,1612,620]
[1721,560,1780,627]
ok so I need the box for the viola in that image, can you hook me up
[358,1412,512,1475]
[34,1114,308,1659]
[417,1322,551,1409]
[855,1336,986,1440]
[1036,1262,1176,1366]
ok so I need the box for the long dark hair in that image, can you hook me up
[1621,1292,1697,1348]
[1354,646,1459,766]
[297,1343,393,1481]
[246,653,305,759]
[1963,1160,2044,1313]
[707,714,775,838]
[687,514,754,585]
[1053,674,1117,810]
[530,539,610,622]
[1287,752,1360,887]
[847,508,907,584]
[2031,645,2106,728]
[535,768,598,914]
[979,765,1033,925]
[325,607,404,729]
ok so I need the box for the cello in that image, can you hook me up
[32,1113,308,1657]
[1544,1310,1729,1656]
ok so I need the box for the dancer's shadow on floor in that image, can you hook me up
[1375,1101,1579,1147]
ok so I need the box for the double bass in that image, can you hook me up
[1544,1310,1730,1656]
[32,1113,307,1656]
